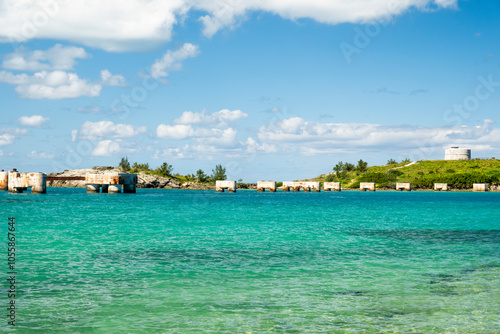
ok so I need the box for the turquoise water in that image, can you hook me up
[1,189,499,333]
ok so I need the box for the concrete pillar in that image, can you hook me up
[282,186,289,192]
[101,185,109,193]
[31,173,47,194]
[292,186,300,192]
[87,184,100,193]
[473,183,489,192]
[360,182,376,191]
[324,182,341,192]
[123,184,136,193]
[396,183,411,192]
[216,180,236,193]
[303,187,310,192]
[108,185,122,193]
[0,171,7,191]
[434,183,448,191]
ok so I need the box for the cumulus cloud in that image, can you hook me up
[0,134,15,146]
[100,70,126,86]
[173,109,248,127]
[27,151,55,159]
[0,128,27,146]
[0,1,457,51]
[2,44,89,71]
[0,70,101,99]
[257,118,500,156]
[79,121,146,140]
[92,140,122,156]
[156,124,239,147]
[150,43,200,79]
[19,115,49,127]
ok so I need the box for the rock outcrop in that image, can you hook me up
[47,166,212,189]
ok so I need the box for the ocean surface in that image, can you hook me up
[1,188,499,333]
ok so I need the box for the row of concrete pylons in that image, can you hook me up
[216,181,491,192]
[0,169,138,194]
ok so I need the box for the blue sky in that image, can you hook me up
[0,0,499,181]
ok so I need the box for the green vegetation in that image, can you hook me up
[212,164,227,181]
[119,157,131,172]
[312,159,500,189]
[118,158,229,184]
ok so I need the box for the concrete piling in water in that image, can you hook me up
[434,183,448,191]
[360,182,376,191]
[324,182,341,192]
[473,183,489,192]
[85,173,137,194]
[396,183,411,191]
[0,170,8,191]
[7,169,47,193]
[257,181,276,192]
[216,180,237,193]
[282,182,321,192]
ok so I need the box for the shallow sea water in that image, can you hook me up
[1,188,499,333]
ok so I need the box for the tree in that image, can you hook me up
[212,164,227,181]
[356,159,368,173]
[333,161,344,177]
[130,162,150,173]
[119,157,130,172]
[344,162,356,172]
[402,158,411,164]
[196,169,209,183]
[387,159,398,165]
[156,162,173,177]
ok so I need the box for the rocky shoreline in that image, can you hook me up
[47,166,214,190]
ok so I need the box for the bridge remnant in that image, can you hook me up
[85,173,137,193]
[282,182,320,192]
[216,180,236,192]
[7,169,47,193]
[323,182,341,192]
[257,181,276,192]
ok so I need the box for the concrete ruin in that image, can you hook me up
[360,182,376,191]
[323,182,341,192]
[473,183,489,192]
[85,173,137,193]
[7,170,47,193]
[216,180,236,192]
[257,181,276,192]
[434,183,448,191]
[0,170,7,191]
[396,183,411,191]
[282,182,321,192]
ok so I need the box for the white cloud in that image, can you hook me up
[27,151,55,159]
[100,69,126,86]
[80,121,146,140]
[156,123,239,147]
[150,43,200,79]
[92,140,122,156]
[257,118,500,156]
[0,134,15,146]
[19,115,49,127]
[0,128,28,146]
[2,44,89,71]
[0,1,457,51]
[157,124,196,139]
[173,109,248,127]
[0,70,101,99]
